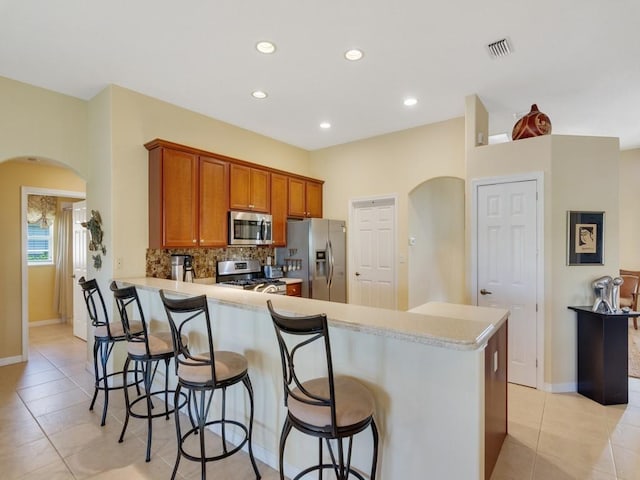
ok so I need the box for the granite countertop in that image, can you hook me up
[117,277,509,351]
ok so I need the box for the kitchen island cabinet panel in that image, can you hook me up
[199,156,229,247]
[121,279,507,480]
[230,164,270,213]
[485,321,507,479]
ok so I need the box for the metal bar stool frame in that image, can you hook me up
[110,282,188,462]
[78,276,142,426]
[267,300,379,480]
[160,290,261,480]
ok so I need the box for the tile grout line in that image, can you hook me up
[17,343,84,479]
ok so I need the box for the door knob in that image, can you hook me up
[355,272,361,276]
[480,288,492,295]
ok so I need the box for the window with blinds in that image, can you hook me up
[27,223,54,265]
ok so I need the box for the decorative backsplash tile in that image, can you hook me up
[146,247,275,280]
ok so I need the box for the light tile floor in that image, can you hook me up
[0,323,280,480]
[3,323,640,479]
[491,373,640,479]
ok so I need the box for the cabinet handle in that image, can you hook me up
[192,239,197,244]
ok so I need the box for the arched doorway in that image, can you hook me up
[0,157,86,365]
[407,177,465,309]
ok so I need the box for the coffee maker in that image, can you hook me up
[171,254,195,282]
[183,255,195,282]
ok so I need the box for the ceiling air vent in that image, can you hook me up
[487,38,512,59]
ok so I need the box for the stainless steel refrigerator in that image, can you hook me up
[276,219,346,302]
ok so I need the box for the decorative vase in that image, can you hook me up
[511,104,552,140]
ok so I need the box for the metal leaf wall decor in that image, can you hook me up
[82,209,106,269]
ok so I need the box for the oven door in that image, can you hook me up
[228,211,273,245]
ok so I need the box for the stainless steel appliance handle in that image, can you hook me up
[327,240,334,288]
[259,219,265,240]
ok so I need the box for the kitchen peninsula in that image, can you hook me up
[119,277,508,479]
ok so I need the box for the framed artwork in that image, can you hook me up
[567,211,604,265]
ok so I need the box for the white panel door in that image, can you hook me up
[351,198,396,309]
[478,181,538,387]
[72,201,88,340]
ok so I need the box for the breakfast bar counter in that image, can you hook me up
[117,276,509,479]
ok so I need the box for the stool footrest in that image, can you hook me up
[93,369,144,391]
[179,419,249,463]
[126,390,187,420]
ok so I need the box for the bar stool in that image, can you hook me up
[267,300,379,480]
[78,277,142,426]
[159,290,261,480]
[110,281,188,462]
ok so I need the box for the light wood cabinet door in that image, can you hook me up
[229,164,270,212]
[286,282,302,297]
[158,148,199,248]
[199,156,229,247]
[288,177,323,218]
[271,173,288,246]
[288,177,306,218]
[305,180,323,218]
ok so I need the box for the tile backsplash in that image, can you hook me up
[146,247,275,280]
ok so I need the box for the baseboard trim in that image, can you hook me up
[543,382,577,393]
[29,318,64,327]
[0,355,24,367]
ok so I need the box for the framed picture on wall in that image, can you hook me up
[567,211,605,265]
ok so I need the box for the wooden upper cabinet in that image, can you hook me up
[229,164,270,212]
[147,138,324,249]
[148,142,229,248]
[199,156,229,247]
[305,180,323,218]
[149,147,199,248]
[288,177,323,218]
[271,173,288,247]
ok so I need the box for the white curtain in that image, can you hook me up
[53,208,73,322]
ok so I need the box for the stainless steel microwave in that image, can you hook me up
[228,211,273,245]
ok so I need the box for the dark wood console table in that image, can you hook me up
[569,306,640,405]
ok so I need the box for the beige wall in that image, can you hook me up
[620,148,640,269]
[408,177,466,308]
[310,117,466,309]
[28,266,57,322]
[1,74,634,392]
[0,160,85,357]
[467,134,620,389]
[101,85,312,290]
[0,76,88,178]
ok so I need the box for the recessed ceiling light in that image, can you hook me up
[256,41,276,54]
[403,97,418,107]
[320,122,331,129]
[252,90,268,99]
[344,49,364,61]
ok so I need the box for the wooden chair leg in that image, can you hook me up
[634,317,638,330]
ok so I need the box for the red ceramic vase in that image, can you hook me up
[512,104,552,140]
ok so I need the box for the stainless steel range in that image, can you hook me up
[216,260,286,295]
